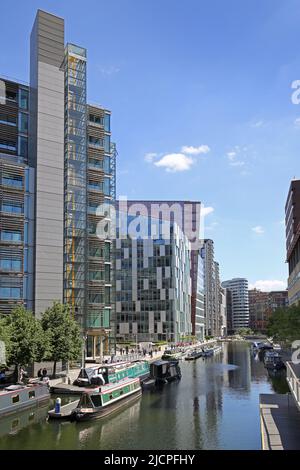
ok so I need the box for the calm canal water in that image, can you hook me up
[0,342,289,450]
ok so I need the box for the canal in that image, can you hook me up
[0,342,289,450]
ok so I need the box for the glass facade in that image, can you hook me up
[64,44,88,326]
[115,216,192,343]
[0,80,29,315]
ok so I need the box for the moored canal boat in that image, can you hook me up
[185,350,202,361]
[142,360,181,388]
[70,377,142,422]
[0,383,50,417]
[202,348,214,357]
[263,351,285,370]
[73,360,150,388]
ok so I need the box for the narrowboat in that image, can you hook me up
[0,383,50,417]
[73,360,150,387]
[162,349,183,360]
[185,350,202,361]
[263,351,285,370]
[70,377,142,422]
[142,360,181,388]
[202,348,214,357]
[213,345,222,355]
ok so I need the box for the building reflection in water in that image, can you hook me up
[227,342,251,394]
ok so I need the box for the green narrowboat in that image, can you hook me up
[71,377,142,421]
[73,360,150,387]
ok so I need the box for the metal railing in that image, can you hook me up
[286,361,300,410]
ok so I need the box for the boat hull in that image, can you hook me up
[72,389,142,422]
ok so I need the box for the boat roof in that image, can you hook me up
[84,377,140,395]
[151,360,170,366]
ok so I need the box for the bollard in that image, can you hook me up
[55,397,61,414]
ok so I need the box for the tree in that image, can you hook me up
[41,302,82,378]
[267,306,300,345]
[236,328,254,337]
[3,306,51,380]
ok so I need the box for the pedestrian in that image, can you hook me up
[126,346,129,355]
[37,368,43,379]
[42,367,48,378]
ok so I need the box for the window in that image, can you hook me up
[19,112,28,133]
[89,158,102,169]
[19,89,28,110]
[2,175,23,188]
[89,293,104,304]
[0,140,16,151]
[2,202,23,214]
[88,136,103,148]
[12,395,20,404]
[104,113,110,132]
[104,177,110,196]
[0,287,21,299]
[89,114,104,126]
[105,264,111,283]
[19,136,28,158]
[1,230,22,242]
[0,259,22,271]
[91,395,102,407]
[89,271,104,281]
[0,114,17,126]
[104,134,110,153]
[104,156,111,174]
[6,90,17,103]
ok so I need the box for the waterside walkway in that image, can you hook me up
[260,393,300,450]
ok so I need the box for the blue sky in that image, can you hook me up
[1,0,300,290]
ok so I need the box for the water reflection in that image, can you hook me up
[0,342,289,450]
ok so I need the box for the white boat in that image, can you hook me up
[213,345,222,354]
[0,383,50,417]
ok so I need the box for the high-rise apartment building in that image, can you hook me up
[0,80,33,315]
[219,286,227,336]
[285,179,300,306]
[201,239,222,336]
[0,10,116,360]
[221,278,249,330]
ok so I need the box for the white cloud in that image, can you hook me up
[251,120,264,128]
[144,152,158,163]
[230,160,245,167]
[181,145,210,155]
[249,280,287,292]
[226,151,237,161]
[97,65,120,76]
[201,206,214,216]
[154,153,194,172]
[252,225,265,234]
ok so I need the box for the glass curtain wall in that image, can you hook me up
[64,44,88,327]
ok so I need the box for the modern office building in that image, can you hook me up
[115,207,192,343]
[285,179,300,306]
[0,10,116,360]
[249,289,288,331]
[115,200,203,341]
[221,278,249,330]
